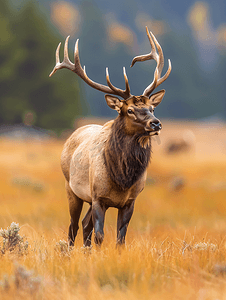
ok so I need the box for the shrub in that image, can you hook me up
[0,222,28,254]
[0,263,42,295]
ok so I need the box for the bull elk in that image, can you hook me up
[49,27,171,247]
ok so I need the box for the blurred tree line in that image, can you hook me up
[1,0,226,135]
[0,0,83,133]
[74,0,226,121]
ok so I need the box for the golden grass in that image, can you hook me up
[0,121,226,299]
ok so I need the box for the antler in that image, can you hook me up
[131,27,171,97]
[49,36,132,100]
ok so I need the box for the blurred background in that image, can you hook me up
[1,0,226,136]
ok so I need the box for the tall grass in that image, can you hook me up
[0,123,226,299]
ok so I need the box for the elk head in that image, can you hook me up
[49,27,171,138]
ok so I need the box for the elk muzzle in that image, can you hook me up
[145,118,162,134]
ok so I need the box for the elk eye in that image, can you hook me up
[127,109,133,114]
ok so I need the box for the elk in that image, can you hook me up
[49,27,171,247]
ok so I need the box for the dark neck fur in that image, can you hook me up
[104,116,152,190]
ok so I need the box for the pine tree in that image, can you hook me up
[0,0,84,133]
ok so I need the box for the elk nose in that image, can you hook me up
[147,119,162,131]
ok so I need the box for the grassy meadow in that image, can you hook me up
[0,120,226,299]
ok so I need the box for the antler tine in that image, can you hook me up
[130,27,171,97]
[145,28,161,94]
[130,27,158,68]
[157,59,172,87]
[150,31,164,79]
[106,67,131,99]
[50,36,132,99]
[49,36,75,77]
[143,29,172,97]
[143,68,159,96]
[74,39,86,76]
[63,36,74,68]
[130,27,160,96]
[149,32,172,87]
[56,42,61,65]
[123,67,131,97]
[49,42,61,77]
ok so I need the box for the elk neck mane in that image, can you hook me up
[103,116,152,190]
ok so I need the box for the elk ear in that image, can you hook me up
[148,90,165,107]
[105,95,123,113]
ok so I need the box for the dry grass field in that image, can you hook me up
[0,120,226,300]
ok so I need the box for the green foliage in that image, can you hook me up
[0,0,83,133]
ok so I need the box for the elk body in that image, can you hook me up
[50,27,171,247]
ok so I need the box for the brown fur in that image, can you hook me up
[61,131,78,182]
[137,135,151,148]
[60,95,163,247]
[104,116,151,190]
[60,95,163,246]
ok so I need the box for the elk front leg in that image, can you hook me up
[92,201,107,246]
[66,181,83,246]
[117,201,135,245]
[82,205,93,247]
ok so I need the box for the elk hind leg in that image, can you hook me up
[82,205,93,247]
[66,181,83,246]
